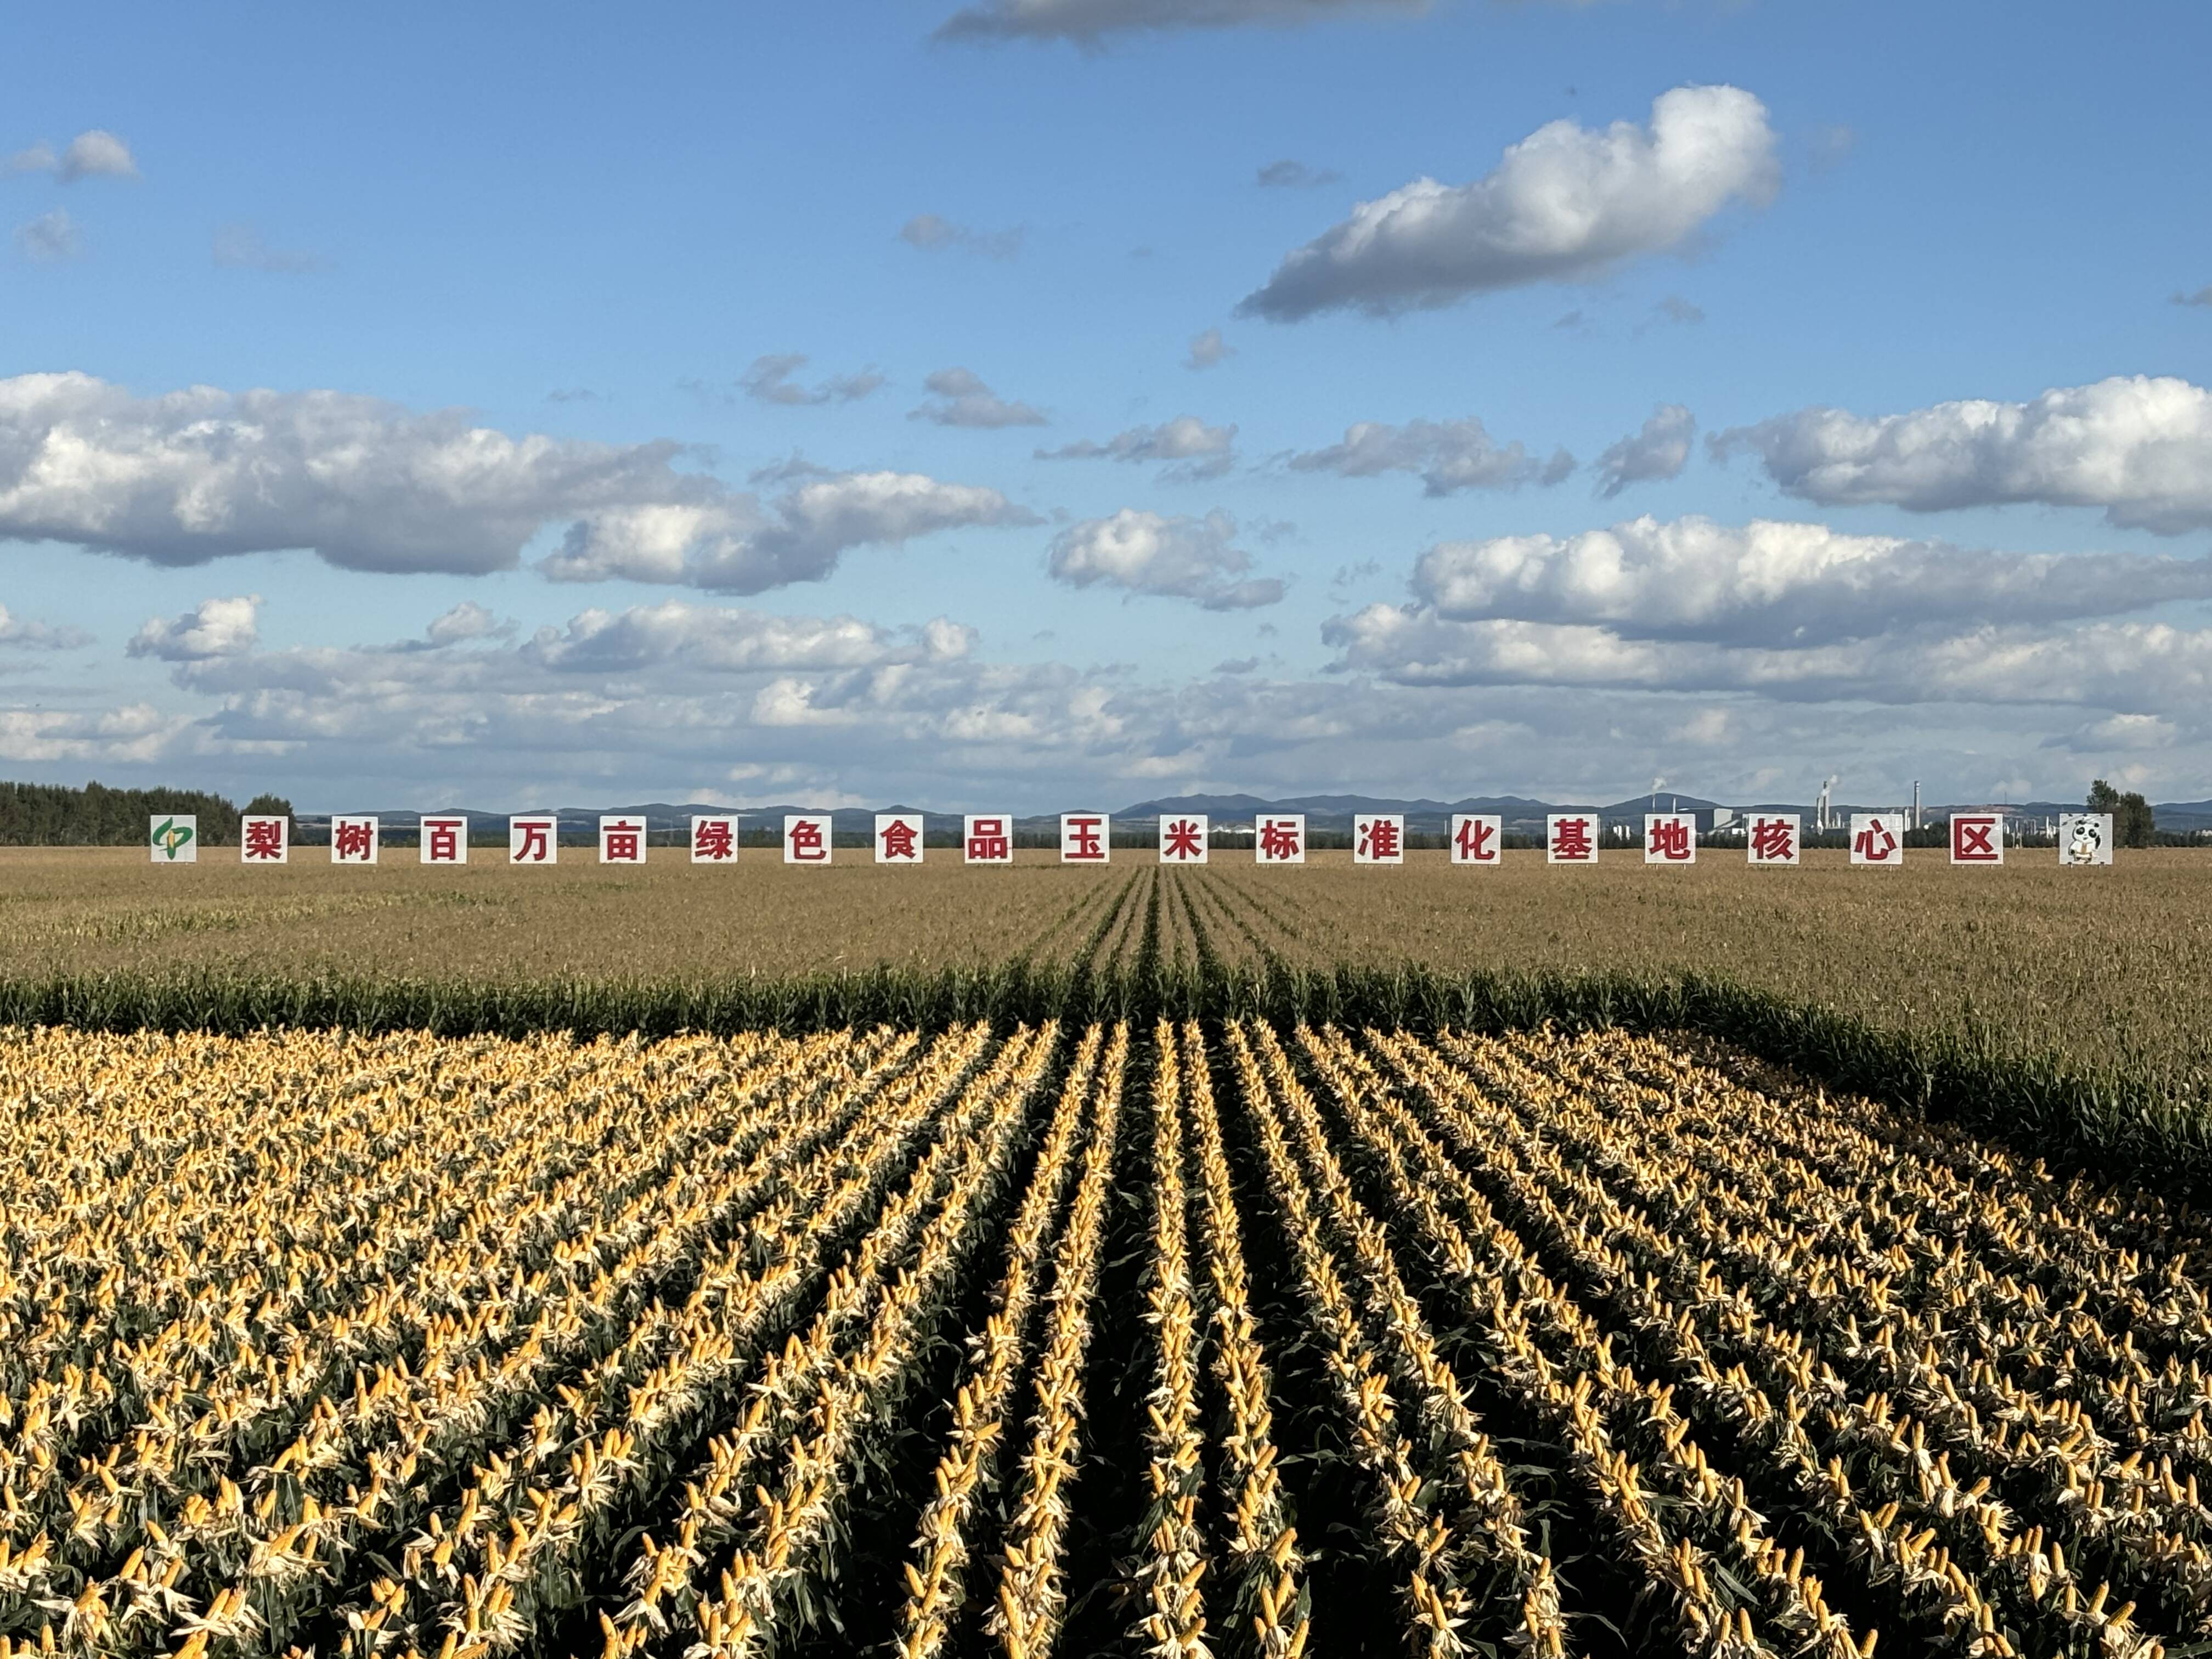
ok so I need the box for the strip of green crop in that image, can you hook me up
[1,962,2205,1200]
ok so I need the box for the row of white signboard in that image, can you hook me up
[148,810,2120,866]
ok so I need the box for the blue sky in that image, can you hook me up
[4,0,2210,811]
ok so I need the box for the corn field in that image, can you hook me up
[4,1018,2210,1659]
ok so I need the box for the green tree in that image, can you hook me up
[2087,779,2155,848]
[243,793,295,818]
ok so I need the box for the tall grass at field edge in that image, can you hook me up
[1,963,2203,1198]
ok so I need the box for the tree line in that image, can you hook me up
[0,781,292,847]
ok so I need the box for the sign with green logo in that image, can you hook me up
[150,815,198,863]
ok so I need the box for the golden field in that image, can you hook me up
[3,846,2209,1086]
[2,1019,2204,1659]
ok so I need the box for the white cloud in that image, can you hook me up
[3,143,57,177]
[1288,415,1566,495]
[2050,713,2175,753]
[1714,374,2212,533]
[1047,508,1284,610]
[0,702,183,765]
[1408,515,2212,646]
[1184,327,1234,371]
[936,0,1427,42]
[738,353,885,407]
[0,604,92,650]
[422,601,516,647]
[1037,415,1237,479]
[518,602,973,674]
[896,213,1023,260]
[211,223,325,273]
[1257,159,1342,189]
[1594,404,1696,496]
[57,131,137,182]
[128,595,262,662]
[15,209,81,263]
[0,372,1029,586]
[540,471,1040,590]
[910,367,1047,428]
[1240,86,1779,320]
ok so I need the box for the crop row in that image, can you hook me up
[4,1019,2209,1657]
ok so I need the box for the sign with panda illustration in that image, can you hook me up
[2058,812,2114,866]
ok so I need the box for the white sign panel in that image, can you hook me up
[785,814,833,865]
[1450,814,1502,866]
[240,815,289,865]
[1950,813,2004,866]
[599,816,647,864]
[1159,814,1209,865]
[421,816,470,865]
[331,815,380,865]
[1849,812,1904,866]
[691,815,738,864]
[2059,812,2114,866]
[1060,814,1110,864]
[1643,813,1696,865]
[1353,814,1403,865]
[1255,814,1305,865]
[150,814,198,864]
[964,815,1013,865]
[1746,814,1800,867]
[876,813,924,864]
[1547,814,1597,865]
[509,815,559,865]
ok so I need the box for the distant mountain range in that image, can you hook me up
[291,792,2212,837]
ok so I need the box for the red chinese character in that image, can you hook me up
[1854,820,1896,862]
[242,819,285,860]
[1358,818,1400,860]
[1163,819,1204,861]
[335,820,375,861]
[1647,818,1692,861]
[516,821,551,862]
[789,820,828,862]
[1750,819,1796,862]
[881,819,918,861]
[1260,819,1302,861]
[604,821,643,862]
[968,819,1010,861]
[1455,818,1497,862]
[693,820,735,861]
[1954,819,1996,860]
[427,820,462,862]
[1065,816,1104,860]
[1552,818,1593,861]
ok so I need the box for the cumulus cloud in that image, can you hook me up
[4,131,136,182]
[1240,86,1779,320]
[0,372,1029,586]
[1257,159,1342,189]
[0,702,184,766]
[0,604,91,650]
[421,602,516,647]
[57,131,137,182]
[520,603,975,675]
[2175,285,2212,308]
[1288,415,1566,495]
[128,595,261,662]
[1325,603,2212,714]
[1714,375,2212,533]
[1407,515,2212,647]
[15,209,81,262]
[896,213,1023,260]
[910,367,1047,428]
[541,470,1040,590]
[1048,509,1284,609]
[738,353,885,407]
[1036,415,1237,479]
[1594,404,1696,496]
[938,0,1427,40]
[1184,328,1234,371]
[211,223,325,274]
